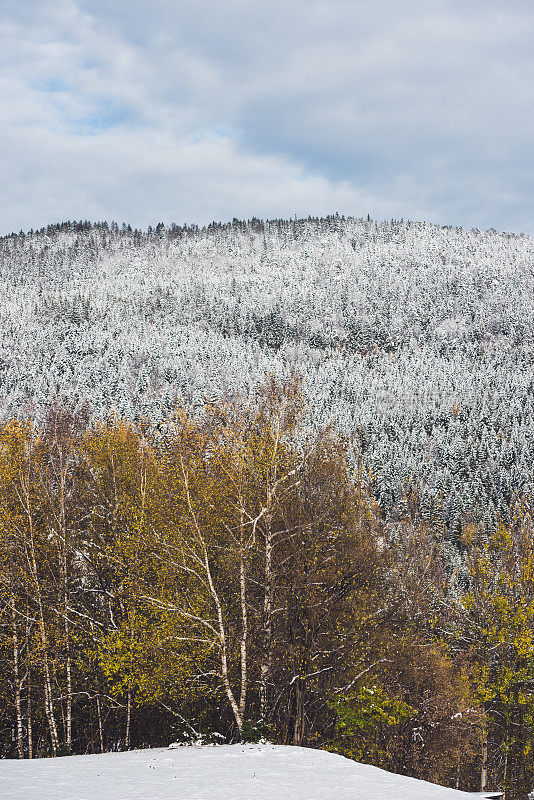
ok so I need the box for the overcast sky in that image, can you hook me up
[1,0,534,234]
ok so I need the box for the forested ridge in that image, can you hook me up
[2,216,534,797]
[2,215,534,531]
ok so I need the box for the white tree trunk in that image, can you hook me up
[480,706,488,792]
[125,687,132,749]
[11,599,24,758]
[239,512,248,723]
[260,514,274,719]
[96,696,104,754]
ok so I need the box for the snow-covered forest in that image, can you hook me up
[2,215,533,528]
[2,214,534,796]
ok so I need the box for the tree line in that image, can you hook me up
[1,376,534,798]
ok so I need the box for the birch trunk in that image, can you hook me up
[503,718,509,800]
[26,613,33,759]
[480,704,488,792]
[181,463,243,734]
[26,500,60,755]
[125,687,132,750]
[293,677,304,745]
[205,547,243,733]
[58,465,72,752]
[27,671,33,759]
[11,599,24,759]
[38,606,60,754]
[65,641,72,752]
[259,513,274,719]
[238,511,248,723]
[96,696,104,754]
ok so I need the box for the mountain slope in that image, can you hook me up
[2,215,534,527]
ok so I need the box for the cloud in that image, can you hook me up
[1,0,534,233]
[1,122,388,231]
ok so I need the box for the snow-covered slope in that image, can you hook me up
[3,216,534,526]
[1,744,481,799]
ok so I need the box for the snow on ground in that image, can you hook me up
[1,744,481,800]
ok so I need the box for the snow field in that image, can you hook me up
[1,744,481,800]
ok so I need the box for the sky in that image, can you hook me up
[1,0,534,235]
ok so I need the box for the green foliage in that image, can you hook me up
[327,686,416,767]
[335,686,416,734]
[240,719,272,744]
[458,517,534,795]
[98,628,145,697]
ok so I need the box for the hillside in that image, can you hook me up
[0,744,482,799]
[2,215,534,527]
